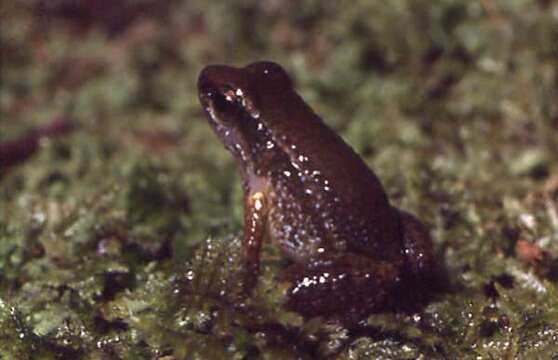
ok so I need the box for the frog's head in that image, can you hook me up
[198,61,292,167]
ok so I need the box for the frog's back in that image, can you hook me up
[258,90,404,262]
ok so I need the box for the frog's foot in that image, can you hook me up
[398,209,435,280]
[280,254,401,319]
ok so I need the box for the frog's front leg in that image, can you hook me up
[242,190,269,295]
[281,254,402,319]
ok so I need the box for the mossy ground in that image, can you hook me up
[1,1,558,359]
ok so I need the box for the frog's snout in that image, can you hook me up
[197,68,218,102]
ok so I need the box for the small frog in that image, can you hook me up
[198,61,434,320]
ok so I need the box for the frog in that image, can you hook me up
[197,61,434,320]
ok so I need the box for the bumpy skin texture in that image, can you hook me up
[198,61,434,319]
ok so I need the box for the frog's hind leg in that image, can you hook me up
[280,254,401,320]
[398,209,435,280]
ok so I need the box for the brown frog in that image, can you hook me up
[198,61,434,320]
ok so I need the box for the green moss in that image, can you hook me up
[1,0,558,358]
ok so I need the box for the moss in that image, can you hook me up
[1,0,558,358]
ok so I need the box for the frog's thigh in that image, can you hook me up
[398,209,434,278]
[281,254,400,318]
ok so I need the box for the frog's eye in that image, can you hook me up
[246,61,292,89]
[210,87,248,124]
[213,91,231,113]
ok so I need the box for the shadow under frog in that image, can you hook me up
[197,61,435,321]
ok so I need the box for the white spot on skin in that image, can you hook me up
[252,192,264,211]
[185,270,194,280]
[235,88,243,96]
[302,276,316,287]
